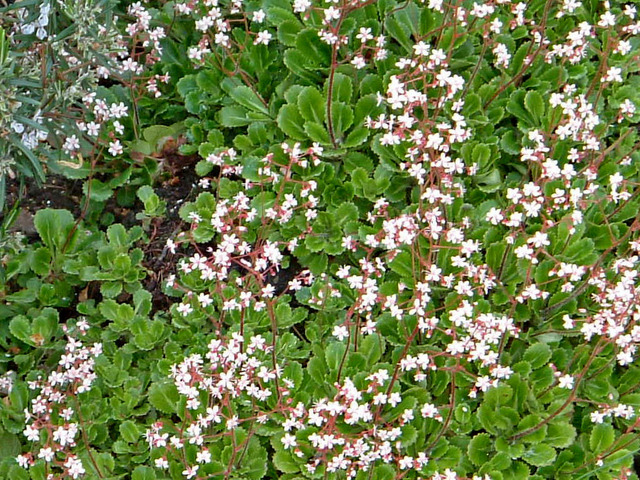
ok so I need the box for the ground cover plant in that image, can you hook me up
[1,0,640,479]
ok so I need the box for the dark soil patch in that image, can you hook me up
[5,175,83,214]
[140,143,202,315]
[1,175,83,237]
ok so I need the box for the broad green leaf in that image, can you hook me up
[298,86,325,123]
[546,421,577,448]
[119,421,140,443]
[328,73,353,103]
[9,316,32,345]
[304,122,331,144]
[344,127,369,147]
[524,90,545,124]
[472,144,492,170]
[522,444,556,466]
[33,208,75,252]
[506,90,534,127]
[325,341,346,371]
[148,382,180,414]
[354,94,384,125]
[389,250,414,279]
[273,449,299,473]
[230,85,269,115]
[0,433,21,459]
[219,106,251,127]
[333,202,358,225]
[523,343,552,370]
[196,70,221,94]
[296,29,331,65]
[283,49,323,82]
[372,464,395,480]
[132,466,156,480]
[277,104,306,140]
[468,433,493,466]
[590,423,614,453]
[266,6,299,24]
[277,20,302,46]
[330,102,354,137]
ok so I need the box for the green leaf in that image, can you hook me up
[9,135,45,182]
[372,464,395,480]
[590,423,614,453]
[354,94,384,125]
[506,90,534,127]
[0,433,21,459]
[283,49,323,83]
[328,73,353,103]
[522,444,556,467]
[389,250,413,279]
[333,202,358,225]
[9,316,32,345]
[546,421,577,448]
[83,179,113,202]
[277,20,302,46]
[148,382,180,414]
[325,342,346,371]
[196,70,221,94]
[273,449,299,473]
[344,127,370,148]
[219,106,251,127]
[298,86,325,124]
[266,6,299,24]
[230,85,269,115]
[330,102,354,137]
[240,437,268,480]
[132,466,156,480]
[523,343,552,370]
[304,122,331,144]
[468,433,493,466]
[33,208,75,252]
[119,421,140,443]
[472,144,492,170]
[277,104,307,140]
[0,27,7,66]
[296,29,331,65]
[500,130,521,155]
[524,90,545,124]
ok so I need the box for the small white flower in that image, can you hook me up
[332,325,349,341]
[108,140,123,156]
[558,374,574,389]
[281,433,297,449]
[177,303,193,317]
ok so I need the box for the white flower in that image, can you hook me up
[558,374,574,389]
[23,424,40,441]
[108,140,123,156]
[177,303,193,316]
[63,135,80,153]
[281,433,297,449]
[254,30,272,45]
[332,325,349,341]
[37,447,54,462]
[196,449,212,464]
[293,0,311,12]
[182,466,199,479]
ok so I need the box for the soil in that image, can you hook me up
[139,141,202,315]
[1,138,203,317]
[2,175,84,237]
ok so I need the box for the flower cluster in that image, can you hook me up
[16,336,102,478]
